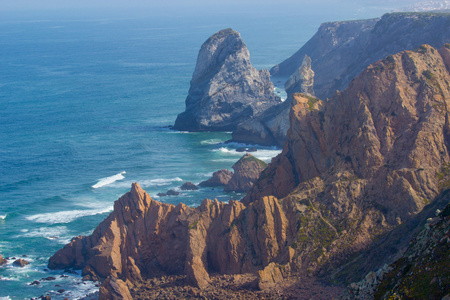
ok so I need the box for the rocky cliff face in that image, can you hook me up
[245,44,450,276]
[272,13,450,99]
[173,28,280,131]
[231,55,314,147]
[48,183,297,296]
[49,45,450,298]
[373,200,450,299]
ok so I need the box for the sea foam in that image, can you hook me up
[0,214,7,220]
[26,206,113,224]
[92,171,126,189]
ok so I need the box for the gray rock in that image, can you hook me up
[284,55,315,97]
[231,55,315,147]
[174,28,280,131]
[271,13,450,99]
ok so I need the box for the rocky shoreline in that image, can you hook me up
[46,12,450,300]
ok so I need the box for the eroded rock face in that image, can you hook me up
[48,183,296,290]
[272,13,450,99]
[198,169,233,187]
[174,28,280,131]
[284,55,315,97]
[245,44,450,276]
[224,154,268,193]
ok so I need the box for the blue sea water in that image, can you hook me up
[0,3,407,299]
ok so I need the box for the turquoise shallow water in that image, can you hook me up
[0,3,404,299]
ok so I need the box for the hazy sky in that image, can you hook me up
[0,0,420,12]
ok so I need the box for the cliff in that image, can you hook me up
[245,44,450,279]
[49,45,450,298]
[271,12,450,99]
[231,55,314,147]
[173,28,280,131]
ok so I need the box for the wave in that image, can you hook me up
[92,171,126,189]
[200,139,224,145]
[19,226,70,244]
[212,147,281,162]
[0,214,6,220]
[26,206,113,225]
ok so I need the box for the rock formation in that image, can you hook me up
[49,45,450,298]
[230,55,315,147]
[180,182,199,191]
[244,44,450,278]
[284,55,315,97]
[48,183,297,295]
[198,169,233,187]
[224,154,268,193]
[344,190,450,299]
[99,276,133,300]
[0,254,6,265]
[373,201,450,299]
[13,259,30,267]
[271,12,450,99]
[173,28,281,131]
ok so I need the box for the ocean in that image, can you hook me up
[0,2,410,299]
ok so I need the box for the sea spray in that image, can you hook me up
[92,171,126,189]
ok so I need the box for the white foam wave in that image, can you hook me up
[0,214,6,220]
[106,177,183,189]
[92,171,126,189]
[200,139,223,145]
[213,147,242,155]
[252,149,282,162]
[26,206,113,225]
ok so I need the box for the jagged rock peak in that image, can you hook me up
[174,28,280,132]
[284,55,315,97]
[191,28,245,83]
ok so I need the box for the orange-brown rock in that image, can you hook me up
[224,154,268,193]
[256,262,284,290]
[99,275,133,300]
[13,259,29,268]
[0,254,6,265]
[245,44,450,277]
[48,183,296,290]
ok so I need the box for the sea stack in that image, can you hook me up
[173,28,280,131]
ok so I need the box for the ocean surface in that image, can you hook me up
[0,3,410,299]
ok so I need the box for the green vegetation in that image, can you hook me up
[237,154,268,168]
[374,233,450,299]
[188,220,198,230]
[414,45,429,54]
[306,95,319,112]
[436,162,450,191]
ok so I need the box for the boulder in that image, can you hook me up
[13,259,29,267]
[174,28,280,131]
[99,276,133,300]
[180,182,199,191]
[224,154,268,193]
[0,254,6,266]
[198,169,233,187]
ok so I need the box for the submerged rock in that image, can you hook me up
[174,28,280,131]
